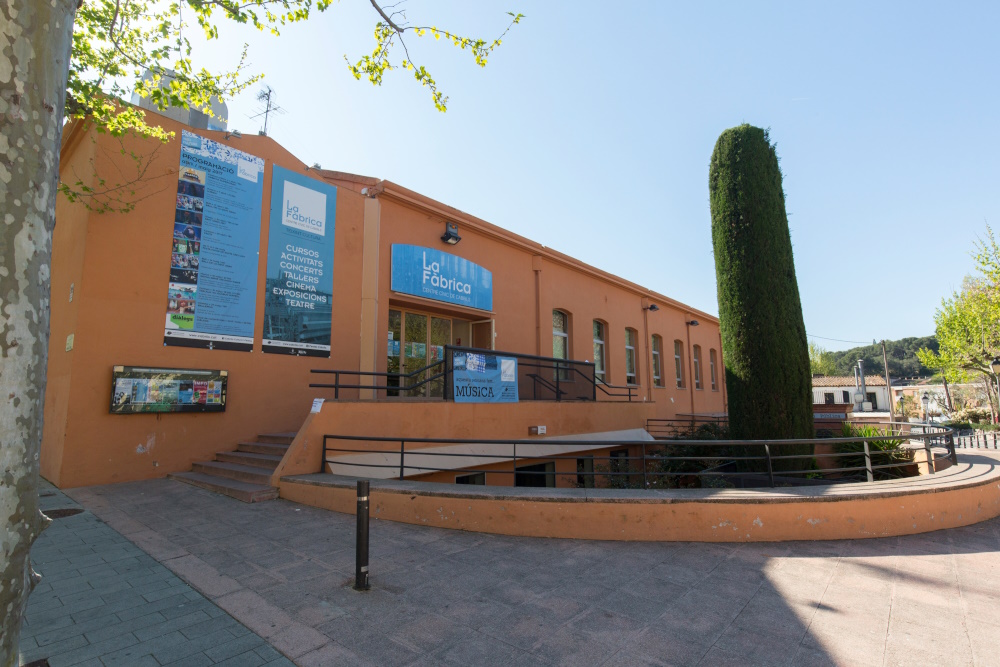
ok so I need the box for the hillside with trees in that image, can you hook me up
[810,337,938,378]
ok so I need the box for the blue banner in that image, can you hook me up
[164,131,265,351]
[262,165,338,356]
[391,244,493,311]
[453,352,518,403]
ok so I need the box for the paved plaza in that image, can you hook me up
[19,477,1000,666]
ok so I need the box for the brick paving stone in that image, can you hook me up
[20,474,1000,666]
[18,482,294,667]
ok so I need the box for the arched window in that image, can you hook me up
[593,320,607,383]
[625,328,638,385]
[674,340,685,388]
[651,335,664,388]
[693,345,703,390]
[709,348,719,391]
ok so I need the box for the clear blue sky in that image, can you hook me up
[190,0,1000,351]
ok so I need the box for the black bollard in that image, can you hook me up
[355,480,370,591]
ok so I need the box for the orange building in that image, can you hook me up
[42,112,726,491]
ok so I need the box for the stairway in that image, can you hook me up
[168,432,295,502]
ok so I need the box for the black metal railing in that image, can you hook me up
[319,421,954,489]
[646,417,730,440]
[309,360,447,399]
[954,430,1000,450]
[310,345,637,402]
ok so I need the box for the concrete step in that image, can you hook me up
[257,432,296,445]
[168,472,278,503]
[191,461,273,485]
[216,451,283,469]
[237,441,291,456]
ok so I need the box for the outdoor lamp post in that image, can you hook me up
[921,392,930,422]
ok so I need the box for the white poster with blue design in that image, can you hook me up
[262,165,338,356]
[390,245,493,311]
[453,352,518,403]
[164,131,264,351]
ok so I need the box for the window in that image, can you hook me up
[593,321,606,384]
[824,392,835,405]
[866,392,878,410]
[625,328,638,385]
[577,456,595,488]
[652,335,664,387]
[456,472,485,485]
[842,390,850,403]
[515,462,555,488]
[709,349,718,391]
[693,345,703,390]
[552,310,569,360]
[674,340,685,388]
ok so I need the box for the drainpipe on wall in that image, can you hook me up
[641,297,653,402]
[532,255,543,357]
[719,332,728,416]
[686,317,696,417]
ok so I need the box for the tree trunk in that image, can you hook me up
[983,376,997,425]
[0,0,76,663]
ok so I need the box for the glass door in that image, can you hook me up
[403,312,428,397]
[386,308,455,398]
[387,310,402,396]
[429,317,451,398]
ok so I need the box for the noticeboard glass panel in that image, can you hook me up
[110,366,227,414]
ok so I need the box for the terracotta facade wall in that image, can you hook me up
[43,113,725,489]
[44,119,366,488]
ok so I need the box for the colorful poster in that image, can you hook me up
[262,165,337,356]
[390,245,493,311]
[110,366,228,414]
[452,352,518,403]
[164,130,265,351]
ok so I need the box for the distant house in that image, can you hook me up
[811,375,889,413]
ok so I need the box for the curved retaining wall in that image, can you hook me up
[279,451,1000,542]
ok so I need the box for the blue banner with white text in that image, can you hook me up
[390,244,493,311]
[453,352,518,403]
[164,130,264,351]
[262,165,337,356]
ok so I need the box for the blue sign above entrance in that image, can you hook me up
[390,245,493,311]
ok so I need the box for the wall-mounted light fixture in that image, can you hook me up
[687,319,699,326]
[441,222,461,245]
[645,304,660,312]
[224,130,242,140]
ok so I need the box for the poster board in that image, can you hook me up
[110,366,227,414]
[261,165,338,356]
[164,131,264,351]
[452,352,518,403]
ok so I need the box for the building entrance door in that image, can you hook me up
[387,308,453,397]
[471,319,494,350]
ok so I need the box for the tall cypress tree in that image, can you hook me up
[709,125,814,460]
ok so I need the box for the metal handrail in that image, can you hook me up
[311,345,603,401]
[319,421,955,488]
[310,360,446,398]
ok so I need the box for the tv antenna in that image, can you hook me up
[249,86,286,136]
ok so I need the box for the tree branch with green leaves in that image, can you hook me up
[62,0,523,210]
[918,226,1000,385]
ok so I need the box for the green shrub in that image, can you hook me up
[709,125,814,471]
[834,423,915,480]
[950,407,993,424]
